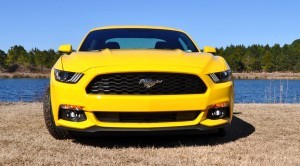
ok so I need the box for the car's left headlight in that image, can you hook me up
[54,69,84,83]
[208,69,232,83]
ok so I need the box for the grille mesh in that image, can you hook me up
[95,111,201,122]
[86,73,207,95]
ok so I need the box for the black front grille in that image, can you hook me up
[95,111,200,122]
[86,73,207,95]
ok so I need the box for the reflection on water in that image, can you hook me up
[0,78,299,103]
[0,78,49,102]
[234,80,300,103]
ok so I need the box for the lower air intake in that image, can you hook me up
[95,111,201,123]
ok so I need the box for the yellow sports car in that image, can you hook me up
[43,26,234,139]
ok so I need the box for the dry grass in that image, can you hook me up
[0,72,49,78]
[233,72,300,80]
[0,103,299,165]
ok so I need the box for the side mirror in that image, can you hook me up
[203,46,216,54]
[58,44,72,54]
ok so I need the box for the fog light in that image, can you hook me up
[207,102,230,119]
[59,104,87,122]
[214,109,222,116]
[69,111,76,118]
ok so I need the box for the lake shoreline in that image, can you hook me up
[1,102,299,105]
[0,72,299,80]
[0,72,49,78]
[233,72,300,80]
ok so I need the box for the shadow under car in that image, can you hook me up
[71,115,255,148]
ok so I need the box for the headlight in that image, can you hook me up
[54,69,83,83]
[208,70,232,83]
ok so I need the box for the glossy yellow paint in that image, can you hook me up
[50,26,234,131]
[58,44,72,54]
[60,50,225,73]
[203,46,216,53]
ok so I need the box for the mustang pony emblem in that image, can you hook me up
[139,79,163,88]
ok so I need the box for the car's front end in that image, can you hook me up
[44,26,234,139]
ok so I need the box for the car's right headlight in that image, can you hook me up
[54,69,83,83]
[208,69,232,83]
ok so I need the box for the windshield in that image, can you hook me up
[79,28,199,52]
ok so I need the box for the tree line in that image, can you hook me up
[0,46,61,73]
[0,39,300,73]
[216,39,300,72]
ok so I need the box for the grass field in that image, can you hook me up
[0,103,299,165]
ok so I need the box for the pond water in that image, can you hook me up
[0,79,299,103]
[234,79,300,103]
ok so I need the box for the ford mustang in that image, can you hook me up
[43,26,234,139]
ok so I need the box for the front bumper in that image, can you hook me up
[50,65,234,131]
[58,123,230,137]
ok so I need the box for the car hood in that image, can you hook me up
[60,49,224,72]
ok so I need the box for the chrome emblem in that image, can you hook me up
[139,79,163,88]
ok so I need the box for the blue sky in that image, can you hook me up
[0,0,299,52]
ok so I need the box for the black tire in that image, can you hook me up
[43,87,73,140]
[216,127,227,137]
